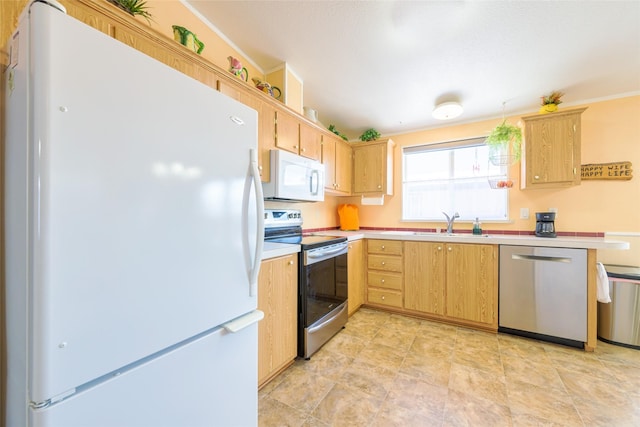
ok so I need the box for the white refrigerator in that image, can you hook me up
[4,1,264,426]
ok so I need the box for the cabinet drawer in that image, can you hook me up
[368,239,403,255]
[368,254,403,273]
[367,271,403,291]
[368,288,403,308]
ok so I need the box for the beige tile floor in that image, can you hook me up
[258,308,640,427]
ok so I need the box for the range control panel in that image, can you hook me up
[264,209,303,228]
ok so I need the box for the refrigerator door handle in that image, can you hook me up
[223,310,264,333]
[248,148,265,296]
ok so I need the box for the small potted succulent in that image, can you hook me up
[539,90,564,114]
[359,128,380,142]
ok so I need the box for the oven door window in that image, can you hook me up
[303,253,347,327]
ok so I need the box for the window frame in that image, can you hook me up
[401,137,510,222]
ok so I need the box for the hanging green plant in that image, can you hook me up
[359,128,380,142]
[107,0,152,22]
[485,120,522,164]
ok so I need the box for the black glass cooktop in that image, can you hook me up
[265,232,346,250]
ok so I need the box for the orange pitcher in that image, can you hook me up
[338,204,359,231]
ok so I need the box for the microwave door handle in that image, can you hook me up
[310,170,319,195]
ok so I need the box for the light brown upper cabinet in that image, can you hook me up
[521,107,587,189]
[352,139,395,195]
[274,110,321,162]
[322,134,352,194]
[298,122,323,161]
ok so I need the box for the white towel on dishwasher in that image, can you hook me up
[596,262,611,303]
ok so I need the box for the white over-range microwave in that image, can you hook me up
[262,149,325,202]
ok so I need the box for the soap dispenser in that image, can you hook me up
[472,217,482,235]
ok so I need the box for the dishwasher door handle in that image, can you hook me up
[512,254,572,263]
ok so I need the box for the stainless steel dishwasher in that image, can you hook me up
[499,245,587,347]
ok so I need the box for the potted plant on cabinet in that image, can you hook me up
[107,0,152,21]
[359,128,380,142]
[539,90,565,114]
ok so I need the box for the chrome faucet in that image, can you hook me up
[442,211,460,234]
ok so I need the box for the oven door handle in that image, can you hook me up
[307,244,347,258]
[307,303,347,334]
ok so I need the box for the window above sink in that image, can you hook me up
[402,137,509,222]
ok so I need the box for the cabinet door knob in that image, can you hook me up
[377,185,382,189]
[534,175,540,180]
[288,260,294,265]
[448,247,452,251]
[381,261,386,266]
[381,295,386,300]
[381,245,385,250]
[293,145,298,150]
[437,246,442,251]
[381,279,385,283]
[301,148,306,152]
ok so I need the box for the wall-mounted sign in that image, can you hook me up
[581,162,633,180]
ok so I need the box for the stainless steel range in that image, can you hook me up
[264,209,348,359]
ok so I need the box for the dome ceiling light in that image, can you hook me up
[432,101,463,120]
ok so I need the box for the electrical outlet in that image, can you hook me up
[520,208,529,219]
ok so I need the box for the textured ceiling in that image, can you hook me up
[186,0,640,140]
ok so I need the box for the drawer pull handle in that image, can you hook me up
[381,279,385,283]
[381,245,385,250]
[381,262,386,265]
[381,295,386,300]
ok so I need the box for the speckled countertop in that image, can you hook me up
[262,242,300,260]
[310,230,629,250]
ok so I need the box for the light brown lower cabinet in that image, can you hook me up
[403,241,498,331]
[445,243,498,328]
[365,239,404,309]
[347,239,365,316]
[404,242,446,316]
[257,254,298,388]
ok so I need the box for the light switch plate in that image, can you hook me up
[520,208,529,219]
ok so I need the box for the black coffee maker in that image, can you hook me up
[535,212,556,238]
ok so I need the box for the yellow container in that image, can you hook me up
[338,204,359,231]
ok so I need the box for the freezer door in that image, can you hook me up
[17,4,261,403]
[31,320,259,427]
